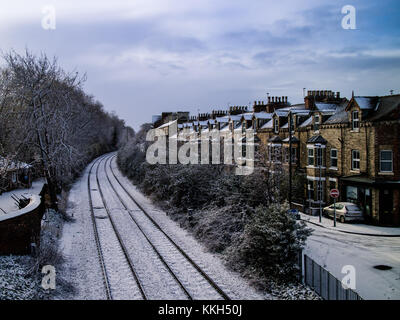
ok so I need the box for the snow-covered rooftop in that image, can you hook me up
[298,116,313,128]
[260,119,273,129]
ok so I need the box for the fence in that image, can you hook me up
[301,253,363,300]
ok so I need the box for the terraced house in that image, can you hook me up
[152,90,400,226]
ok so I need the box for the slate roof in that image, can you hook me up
[354,97,378,110]
[268,135,282,143]
[254,112,273,119]
[282,136,300,143]
[260,119,273,129]
[307,135,327,144]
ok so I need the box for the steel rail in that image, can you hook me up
[108,154,231,300]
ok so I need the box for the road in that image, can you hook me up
[304,221,400,300]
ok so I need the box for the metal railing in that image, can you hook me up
[301,253,363,300]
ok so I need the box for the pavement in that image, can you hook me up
[300,213,400,237]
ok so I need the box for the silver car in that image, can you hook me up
[323,202,364,223]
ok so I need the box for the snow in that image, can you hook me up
[253,112,272,119]
[260,119,273,129]
[0,179,45,216]
[108,155,268,300]
[302,215,400,300]
[298,116,312,128]
[56,155,266,299]
[354,97,375,110]
[0,255,38,300]
[300,213,400,236]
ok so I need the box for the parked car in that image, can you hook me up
[323,202,364,223]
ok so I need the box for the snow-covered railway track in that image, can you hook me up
[104,154,231,300]
[88,156,147,300]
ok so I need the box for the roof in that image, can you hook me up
[216,116,230,123]
[354,97,378,110]
[367,95,400,121]
[229,115,242,121]
[157,120,177,129]
[268,135,282,143]
[0,157,32,171]
[274,110,289,117]
[315,103,339,112]
[260,119,273,129]
[254,112,272,119]
[220,123,230,131]
[282,136,300,143]
[242,113,253,121]
[341,175,400,185]
[298,116,312,128]
[324,106,349,124]
[307,135,327,144]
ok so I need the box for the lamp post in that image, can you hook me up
[315,143,323,222]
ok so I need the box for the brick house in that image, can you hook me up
[156,90,400,226]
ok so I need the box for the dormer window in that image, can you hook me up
[352,110,359,130]
[274,119,279,133]
[314,114,320,131]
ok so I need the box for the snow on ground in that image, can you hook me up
[0,255,37,300]
[57,155,267,299]
[0,179,45,216]
[300,213,400,236]
[109,156,270,300]
[303,221,400,300]
[53,162,107,300]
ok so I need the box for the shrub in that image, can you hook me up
[226,202,312,282]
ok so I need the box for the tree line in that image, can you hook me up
[0,50,133,207]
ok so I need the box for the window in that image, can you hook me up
[352,150,360,170]
[380,150,393,172]
[274,119,279,133]
[330,148,338,168]
[308,148,314,166]
[285,147,297,163]
[314,115,320,131]
[352,110,359,130]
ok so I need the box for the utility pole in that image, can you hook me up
[288,111,292,208]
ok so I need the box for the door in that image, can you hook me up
[379,189,393,225]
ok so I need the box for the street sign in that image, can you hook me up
[330,189,340,198]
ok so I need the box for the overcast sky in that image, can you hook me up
[1,0,399,130]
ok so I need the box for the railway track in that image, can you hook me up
[88,156,147,300]
[104,154,231,300]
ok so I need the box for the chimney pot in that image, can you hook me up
[268,97,271,103]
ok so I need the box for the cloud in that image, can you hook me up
[1,0,399,129]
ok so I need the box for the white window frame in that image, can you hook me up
[330,148,338,168]
[274,119,279,133]
[352,110,359,130]
[380,150,393,172]
[352,150,360,170]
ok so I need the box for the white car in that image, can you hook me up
[323,202,364,223]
